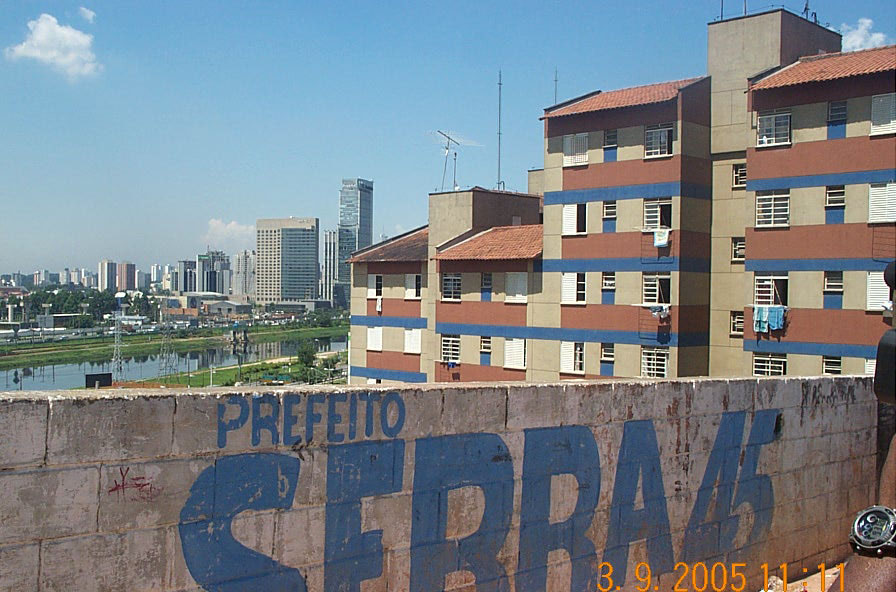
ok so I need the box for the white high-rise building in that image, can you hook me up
[98,260,116,292]
[256,218,319,304]
[233,250,256,297]
[320,229,337,304]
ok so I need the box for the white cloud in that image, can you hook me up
[4,13,101,79]
[79,7,96,24]
[203,219,256,253]
[841,18,890,52]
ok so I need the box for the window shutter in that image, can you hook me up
[562,204,577,235]
[367,326,382,351]
[865,358,877,375]
[574,133,588,165]
[505,272,528,303]
[871,93,896,135]
[404,328,421,354]
[867,271,890,311]
[869,183,896,223]
[367,274,376,298]
[562,135,574,166]
[560,341,574,373]
[405,274,415,299]
[561,272,576,302]
[505,338,525,368]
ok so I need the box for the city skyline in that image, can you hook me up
[1,1,891,272]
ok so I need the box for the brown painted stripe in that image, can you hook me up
[746,224,894,260]
[366,298,422,317]
[560,304,707,333]
[437,301,527,326]
[747,136,896,180]
[434,363,526,382]
[744,308,888,345]
[365,351,422,373]
[438,260,530,273]
[366,262,424,274]
[561,230,711,260]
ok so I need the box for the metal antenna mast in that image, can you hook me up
[554,68,558,104]
[437,130,459,191]
[497,70,504,190]
[158,298,178,383]
[112,294,128,384]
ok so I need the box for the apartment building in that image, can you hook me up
[348,9,894,385]
[256,217,320,304]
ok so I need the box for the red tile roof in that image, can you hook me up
[543,77,705,119]
[435,225,543,261]
[349,226,428,263]
[752,45,896,90]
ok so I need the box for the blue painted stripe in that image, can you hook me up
[743,340,877,358]
[542,257,710,273]
[745,258,889,272]
[746,169,896,192]
[351,315,427,329]
[350,365,427,383]
[436,322,710,347]
[544,181,711,205]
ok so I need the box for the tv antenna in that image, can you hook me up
[496,70,504,190]
[554,68,558,104]
[437,130,459,191]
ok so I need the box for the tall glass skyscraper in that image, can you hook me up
[256,218,319,303]
[337,178,373,284]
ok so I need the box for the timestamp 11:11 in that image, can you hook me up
[761,563,845,591]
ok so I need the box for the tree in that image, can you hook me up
[294,339,316,367]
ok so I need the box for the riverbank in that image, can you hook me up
[0,324,348,371]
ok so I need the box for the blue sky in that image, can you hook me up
[1,1,893,273]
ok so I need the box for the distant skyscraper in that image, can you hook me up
[150,264,163,284]
[177,260,196,293]
[256,217,319,304]
[321,229,337,304]
[233,250,256,297]
[117,262,136,291]
[197,250,231,294]
[98,260,116,292]
[337,178,373,284]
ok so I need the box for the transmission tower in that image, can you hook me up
[158,299,178,382]
[112,302,128,384]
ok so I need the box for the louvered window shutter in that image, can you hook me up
[867,272,890,311]
[405,274,415,299]
[869,183,896,223]
[367,274,376,298]
[871,93,896,135]
[563,135,574,166]
[505,338,525,368]
[404,328,421,354]
[562,204,577,235]
[506,272,528,303]
[561,272,576,302]
[367,327,382,351]
[560,341,574,373]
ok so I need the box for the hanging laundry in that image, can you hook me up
[753,305,769,333]
[649,304,671,319]
[653,228,670,248]
[768,305,786,331]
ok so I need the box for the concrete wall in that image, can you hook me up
[0,377,880,591]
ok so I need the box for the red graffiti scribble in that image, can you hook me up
[107,467,163,502]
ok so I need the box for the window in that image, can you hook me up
[754,273,788,305]
[828,100,847,122]
[732,164,747,188]
[642,272,671,304]
[641,347,669,378]
[755,190,790,227]
[603,129,617,147]
[824,271,843,292]
[757,110,791,146]
[405,274,422,299]
[504,338,526,369]
[481,273,492,292]
[602,272,616,290]
[441,334,460,362]
[563,133,588,166]
[643,197,672,229]
[366,378,382,385]
[825,186,845,207]
[441,273,461,301]
[823,356,842,375]
[480,336,491,352]
[560,341,585,373]
[870,93,896,135]
[562,203,587,234]
[867,271,890,311]
[367,274,383,298]
[645,123,673,157]
[561,272,586,303]
[865,358,877,375]
[404,328,421,354]
[868,183,896,223]
[731,237,746,262]
[603,201,617,219]
[505,272,528,303]
[366,326,382,351]
[600,343,615,362]
[753,353,787,376]
[730,311,744,336]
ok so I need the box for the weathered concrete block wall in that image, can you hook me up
[0,377,879,591]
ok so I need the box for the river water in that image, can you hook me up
[1,337,347,392]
